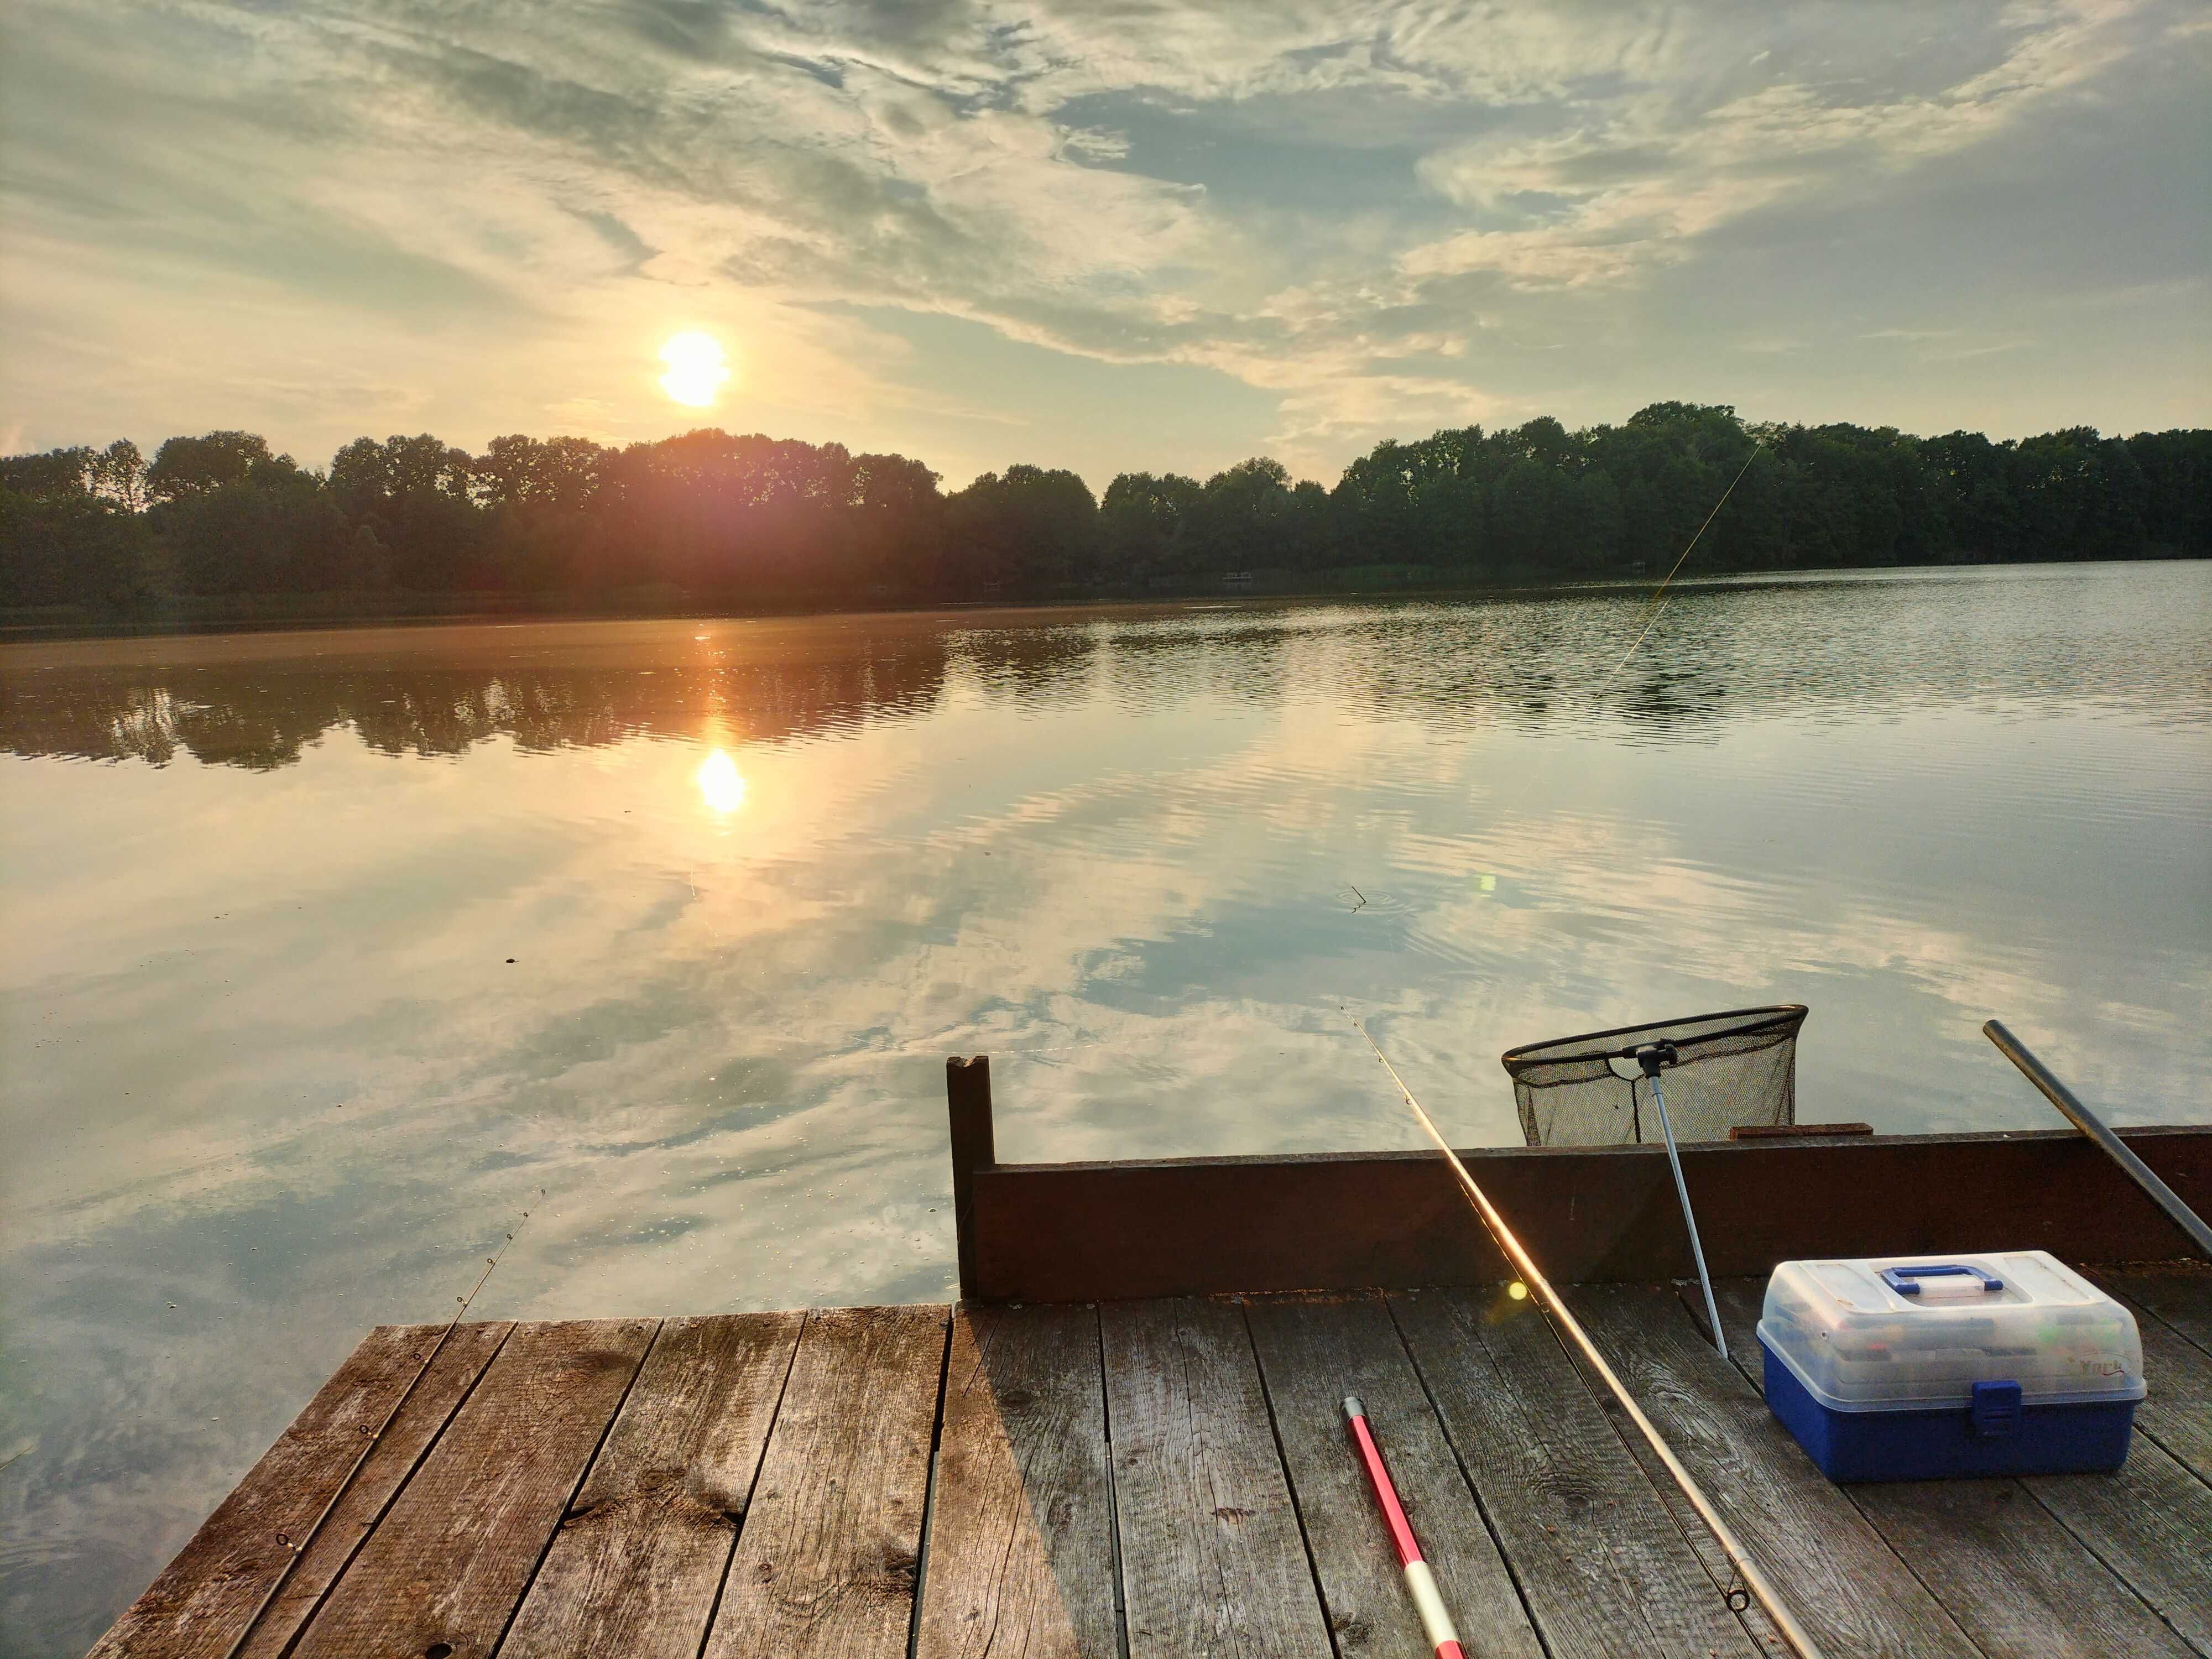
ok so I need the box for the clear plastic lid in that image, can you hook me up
[1757,1250,2145,1412]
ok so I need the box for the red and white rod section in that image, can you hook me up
[1343,1395,1463,1659]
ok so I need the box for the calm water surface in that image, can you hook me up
[4,562,2210,1653]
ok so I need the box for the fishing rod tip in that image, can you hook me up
[1342,1395,1365,1423]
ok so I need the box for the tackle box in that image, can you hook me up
[1756,1250,2144,1481]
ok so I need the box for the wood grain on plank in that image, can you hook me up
[1243,1293,1543,1659]
[1099,1296,1334,1659]
[1571,1282,1978,1658]
[2027,1446,2212,1657]
[90,1320,510,1659]
[286,1317,657,1659]
[2112,1289,2212,1484]
[1854,1478,2195,1658]
[1710,1280,2194,1659]
[914,1304,1116,1659]
[2099,1264,2212,1356]
[500,1312,803,1659]
[2089,1266,2212,1484]
[231,1322,514,1659]
[1389,1286,1762,1659]
[1565,1294,1783,1653]
[703,1303,948,1659]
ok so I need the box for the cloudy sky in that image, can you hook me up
[2,0,2205,489]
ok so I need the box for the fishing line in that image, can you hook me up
[221,1201,536,1659]
[1334,436,1766,910]
[1593,437,1766,704]
[1347,1011,1825,1659]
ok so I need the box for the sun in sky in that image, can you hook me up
[659,332,731,408]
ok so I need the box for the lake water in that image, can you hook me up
[4,561,2210,1653]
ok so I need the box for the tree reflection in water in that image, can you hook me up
[8,570,2196,775]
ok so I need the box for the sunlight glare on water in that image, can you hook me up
[1,561,2209,1653]
[696,749,746,815]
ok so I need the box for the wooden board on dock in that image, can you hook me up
[98,1270,2212,1659]
[288,1318,659,1659]
[91,1320,514,1659]
[1099,1296,1336,1657]
[914,1303,1116,1659]
[703,1305,948,1659]
[501,1311,802,1659]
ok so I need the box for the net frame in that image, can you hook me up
[1500,1004,1807,1148]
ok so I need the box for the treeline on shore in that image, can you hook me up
[4,403,2206,618]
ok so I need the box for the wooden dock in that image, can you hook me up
[92,1062,2212,1656]
[92,1265,2212,1658]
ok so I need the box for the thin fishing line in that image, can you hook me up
[1346,1011,1827,1659]
[221,1202,535,1659]
[1333,435,1766,909]
[1593,438,1765,702]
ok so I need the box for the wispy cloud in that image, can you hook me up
[1,0,2204,483]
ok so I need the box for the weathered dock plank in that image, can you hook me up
[287,1317,657,1659]
[500,1311,804,1659]
[2025,1448,2212,1657]
[914,1303,1117,1659]
[1571,1281,1979,1659]
[2087,1267,2212,1482]
[2099,1263,2212,1356]
[231,1321,514,1659]
[1099,1296,1334,1658]
[1243,1293,1544,1659]
[1709,1280,2195,1659]
[2034,1269,2212,1655]
[702,1304,948,1659]
[1854,1478,2197,1657]
[1388,1286,1762,1659]
[2122,1296,2212,1483]
[89,1320,510,1659]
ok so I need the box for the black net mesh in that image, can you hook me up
[1500,1005,1806,1147]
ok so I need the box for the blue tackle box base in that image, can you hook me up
[1760,1335,2138,1483]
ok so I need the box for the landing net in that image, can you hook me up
[1501,1004,1806,1147]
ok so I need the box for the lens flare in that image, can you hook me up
[696,749,745,813]
[659,332,731,408]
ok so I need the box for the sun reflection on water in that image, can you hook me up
[695,749,746,814]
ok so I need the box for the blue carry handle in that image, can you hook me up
[1881,1263,2004,1296]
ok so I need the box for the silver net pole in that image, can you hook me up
[1647,1069,1727,1360]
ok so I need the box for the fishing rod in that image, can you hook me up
[221,1203,535,1659]
[1348,1013,1827,1659]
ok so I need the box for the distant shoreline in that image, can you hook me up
[13,413,2206,643]
[3,551,2198,646]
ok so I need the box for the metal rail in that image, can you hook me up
[1984,1019,2212,1259]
